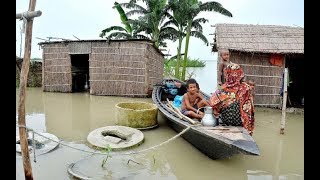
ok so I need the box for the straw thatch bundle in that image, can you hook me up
[212,23,304,54]
[16,57,42,87]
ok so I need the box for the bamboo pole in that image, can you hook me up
[16,10,42,19]
[166,99,197,125]
[280,68,288,134]
[17,0,40,179]
[166,104,183,119]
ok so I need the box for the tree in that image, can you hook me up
[119,0,178,47]
[180,0,232,80]
[99,2,149,40]
[166,0,210,79]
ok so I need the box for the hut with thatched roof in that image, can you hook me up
[16,56,42,87]
[38,39,164,97]
[212,23,304,108]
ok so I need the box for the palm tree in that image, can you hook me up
[180,0,232,81]
[166,0,209,79]
[99,2,148,40]
[119,0,178,48]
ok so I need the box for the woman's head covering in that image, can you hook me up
[223,63,244,88]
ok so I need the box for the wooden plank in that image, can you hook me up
[68,42,91,54]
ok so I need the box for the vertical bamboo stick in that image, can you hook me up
[16,0,40,179]
[280,68,288,134]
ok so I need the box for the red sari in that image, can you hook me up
[209,63,255,135]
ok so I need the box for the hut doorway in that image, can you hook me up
[286,55,304,107]
[71,54,90,92]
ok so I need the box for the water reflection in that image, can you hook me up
[16,86,303,180]
[69,150,176,179]
[15,113,46,133]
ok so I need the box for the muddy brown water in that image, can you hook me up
[16,88,304,180]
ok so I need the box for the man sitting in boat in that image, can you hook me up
[180,79,209,120]
[209,63,255,135]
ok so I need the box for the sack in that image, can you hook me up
[163,82,178,95]
[173,95,183,108]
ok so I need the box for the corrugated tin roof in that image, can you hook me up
[213,23,304,54]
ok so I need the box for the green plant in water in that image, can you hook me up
[101,144,112,168]
[163,57,204,79]
[164,57,205,68]
[163,59,175,78]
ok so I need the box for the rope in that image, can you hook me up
[16,124,199,156]
[32,131,36,162]
[20,11,28,33]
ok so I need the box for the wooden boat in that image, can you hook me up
[152,79,260,159]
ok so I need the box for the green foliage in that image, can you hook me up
[101,144,112,168]
[100,1,149,40]
[164,57,205,67]
[180,0,232,80]
[16,61,42,88]
[119,0,176,47]
[163,59,175,78]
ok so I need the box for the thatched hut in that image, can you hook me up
[212,24,304,108]
[38,39,164,97]
[16,56,42,87]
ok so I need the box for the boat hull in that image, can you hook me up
[152,79,260,159]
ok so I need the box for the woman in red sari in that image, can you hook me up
[209,63,255,135]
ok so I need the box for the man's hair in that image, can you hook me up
[186,78,197,88]
[196,82,200,90]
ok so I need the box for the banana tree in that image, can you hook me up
[166,0,210,79]
[119,0,177,48]
[180,0,232,80]
[99,2,148,40]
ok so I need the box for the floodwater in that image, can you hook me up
[16,88,304,180]
[16,61,303,180]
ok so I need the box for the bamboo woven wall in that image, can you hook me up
[89,41,163,97]
[145,44,164,92]
[217,51,283,107]
[42,43,72,92]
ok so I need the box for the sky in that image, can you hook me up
[16,0,304,60]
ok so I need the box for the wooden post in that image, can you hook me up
[17,0,40,179]
[280,68,288,134]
